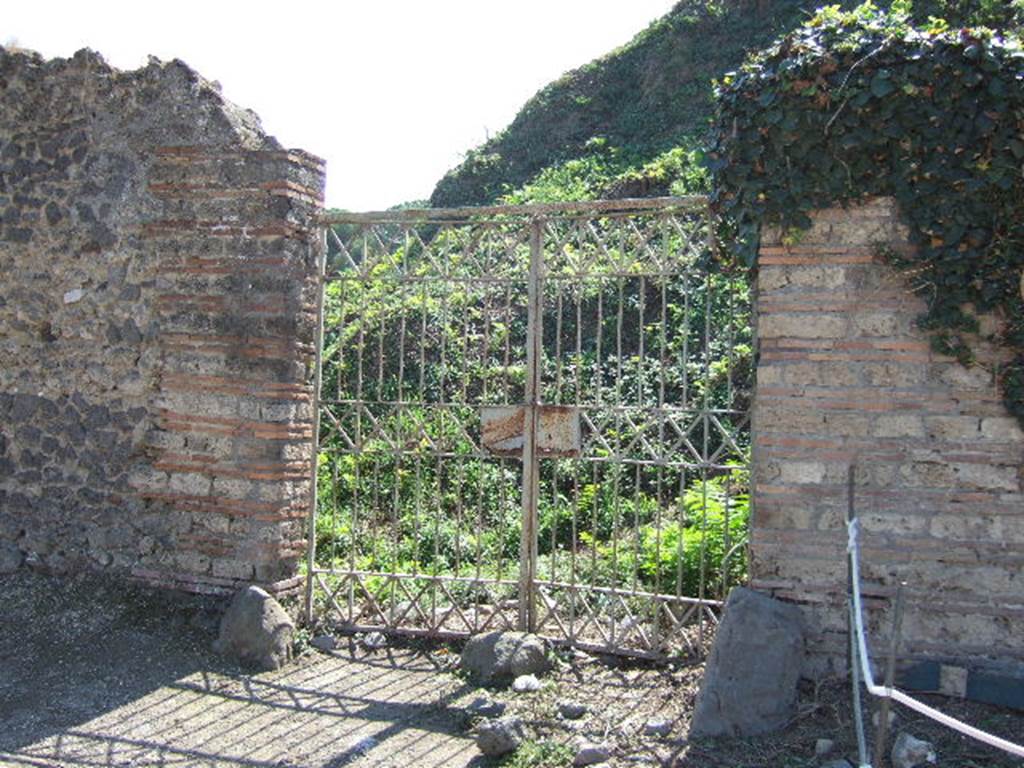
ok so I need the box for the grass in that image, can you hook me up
[498,740,574,767]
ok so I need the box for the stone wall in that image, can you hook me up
[751,197,1024,675]
[0,47,325,594]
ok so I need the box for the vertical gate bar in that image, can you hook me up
[414,277,428,576]
[554,283,564,404]
[475,453,485,631]
[570,282,583,641]
[519,217,543,633]
[304,225,329,626]
[331,459,340,567]
[332,230,349,594]
[610,275,625,649]
[698,213,714,639]
[351,230,368,623]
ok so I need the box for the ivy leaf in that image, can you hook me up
[870,71,895,97]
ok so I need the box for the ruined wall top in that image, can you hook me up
[1,46,276,151]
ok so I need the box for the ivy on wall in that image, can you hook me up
[707,1,1024,424]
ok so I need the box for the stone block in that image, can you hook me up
[925,416,980,441]
[852,311,900,337]
[777,461,826,485]
[862,362,927,387]
[952,462,1019,492]
[788,265,847,290]
[873,414,924,438]
[690,587,804,737]
[981,417,1024,442]
[759,313,847,340]
[757,267,791,292]
[938,363,994,390]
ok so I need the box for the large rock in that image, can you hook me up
[460,631,550,684]
[689,587,804,738]
[214,586,295,671]
[477,716,527,756]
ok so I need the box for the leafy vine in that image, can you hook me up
[707,1,1024,424]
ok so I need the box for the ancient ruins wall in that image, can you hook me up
[0,47,324,594]
[751,197,1024,675]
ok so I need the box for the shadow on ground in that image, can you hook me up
[0,571,479,768]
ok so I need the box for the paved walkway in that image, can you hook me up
[0,573,480,768]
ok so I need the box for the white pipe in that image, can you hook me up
[847,519,1024,760]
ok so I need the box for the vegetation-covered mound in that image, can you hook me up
[429,0,1023,208]
[708,1,1024,423]
[430,1,827,207]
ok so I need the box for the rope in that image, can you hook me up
[846,519,1024,760]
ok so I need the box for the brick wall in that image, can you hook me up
[0,47,325,595]
[751,197,1024,675]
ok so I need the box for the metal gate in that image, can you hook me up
[304,197,751,658]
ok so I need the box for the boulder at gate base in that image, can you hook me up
[689,587,805,738]
[214,586,295,671]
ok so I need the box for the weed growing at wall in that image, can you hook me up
[708,1,1024,424]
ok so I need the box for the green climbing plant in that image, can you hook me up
[707,1,1024,424]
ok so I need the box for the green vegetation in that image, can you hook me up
[499,740,574,768]
[431,1,825,207]
[430,0,1022,210]
[708,1,1024,423]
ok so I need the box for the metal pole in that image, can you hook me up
[303,226,329,626]
[518,217,543,632]
[873,583,906,767]
[846,464,869,767]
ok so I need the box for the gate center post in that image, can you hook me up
[518,216,544,632]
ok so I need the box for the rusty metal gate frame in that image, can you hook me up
[303,197,751,658]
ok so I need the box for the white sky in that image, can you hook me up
[5,1,677,210]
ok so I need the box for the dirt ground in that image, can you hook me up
[2,570,1022,768]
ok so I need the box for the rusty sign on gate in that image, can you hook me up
[481,405,580,457]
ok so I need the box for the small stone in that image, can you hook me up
[0,542,23,574]
[511,673,542,693]
[574,742,611,766]
[311,634,336,651]
[361,631,388,650]
[466,696,506,718]
[643,718,672,737]
[91,550,113,567]
[891,732,937,768]
[815,738,835,757]
[63,288,84,304]
[820,760,852,768]
[558,700,588,720]
[477,716,526,757]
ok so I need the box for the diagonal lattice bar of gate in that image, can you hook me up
[304,197,752,659]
